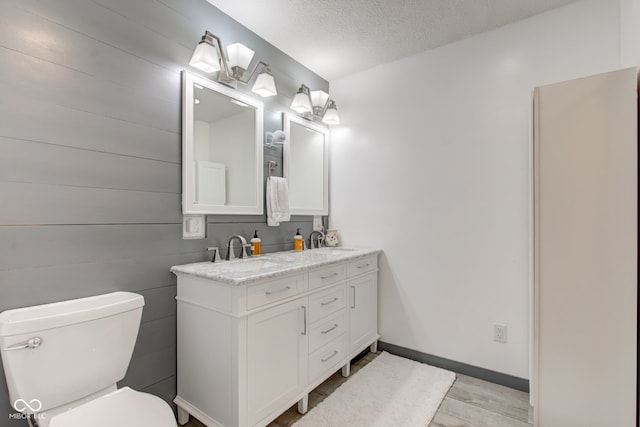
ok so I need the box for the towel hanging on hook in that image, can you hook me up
[266,175,290,226]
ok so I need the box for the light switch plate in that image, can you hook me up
[183,215,206,239]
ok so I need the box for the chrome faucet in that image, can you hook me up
[226,235,250,260]
[308,230,325,249]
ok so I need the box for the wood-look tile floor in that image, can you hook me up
[184,351,532,427]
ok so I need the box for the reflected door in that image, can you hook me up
[533,68,637,426]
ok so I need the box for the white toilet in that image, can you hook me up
[0,292,177,427]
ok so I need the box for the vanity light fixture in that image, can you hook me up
[189,31,277,98]
[321,100,340,125]
[290,84,313,115]
[290,84,340,125]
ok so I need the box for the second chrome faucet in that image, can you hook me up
[308,230,325,249]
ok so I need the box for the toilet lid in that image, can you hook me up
[48,387,176,427]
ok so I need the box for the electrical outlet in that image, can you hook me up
[182,215,206,239]
[494,323,507,343]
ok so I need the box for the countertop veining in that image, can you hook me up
[170,247,380,285]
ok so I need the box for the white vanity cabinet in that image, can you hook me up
[247,296,308,425]
[171,249,379,427]
[342,255,379,377]
[348,261,378,354]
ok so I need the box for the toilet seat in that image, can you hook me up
[48,387,176,427]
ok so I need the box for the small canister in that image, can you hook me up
[325,229,339,247]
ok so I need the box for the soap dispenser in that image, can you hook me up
[250,230,261,256]
[293,228,304,251]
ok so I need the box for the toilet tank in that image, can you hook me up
[0,292,144,414]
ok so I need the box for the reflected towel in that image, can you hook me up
[266,176,290,226]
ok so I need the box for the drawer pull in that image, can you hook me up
[321,350,339,362]
[321,324,339,335]
[321,272,339,280]
[301,306,307,335]
[265,286,291,296]
[320,297,339,306]
[356,263,371,269]
[351,286,356,308]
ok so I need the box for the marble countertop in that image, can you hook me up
[170,247,380,285]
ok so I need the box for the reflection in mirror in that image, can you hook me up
[182,71,263,215]
[283,113,329,215]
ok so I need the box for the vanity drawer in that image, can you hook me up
[308,284,346,323]
[348,256,377,277]
[246,274,305,310]
[309,310,346,353]
[309,335,346,382]
[308,264,347,290]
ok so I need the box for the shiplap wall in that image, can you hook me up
[0,0,327,422]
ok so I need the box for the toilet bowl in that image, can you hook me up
[0,292,177,427]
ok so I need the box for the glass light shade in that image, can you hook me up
[227,43,255,70]
[290,85,312,114]
[251,71,277,97]
[322,101,340,125]
[310,90,330,108]
[291,92,312,114]
[189,41,220,73]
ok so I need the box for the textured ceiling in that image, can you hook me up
[207,0,579,81]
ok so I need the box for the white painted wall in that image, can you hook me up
[329,0,627,378]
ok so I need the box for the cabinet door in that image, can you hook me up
[533,68,637,426]
[247,297,308,425]
[349,273,378,354]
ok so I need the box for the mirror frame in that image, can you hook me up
[283,113,329,215]
[182,70,264,215]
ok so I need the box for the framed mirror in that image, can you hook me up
[182,71,264,215]
[283,113,329,215]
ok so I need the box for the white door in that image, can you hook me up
[247,297,308,425]
[533,68,637,426]
[349,273,378,353]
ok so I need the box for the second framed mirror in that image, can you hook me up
[283,113,329,215]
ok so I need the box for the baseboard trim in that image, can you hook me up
[378,341,530,393]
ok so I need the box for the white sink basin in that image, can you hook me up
[217,258,284,273]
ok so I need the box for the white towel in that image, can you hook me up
[266,176,290,226]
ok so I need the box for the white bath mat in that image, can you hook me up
[292,351,456,427]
